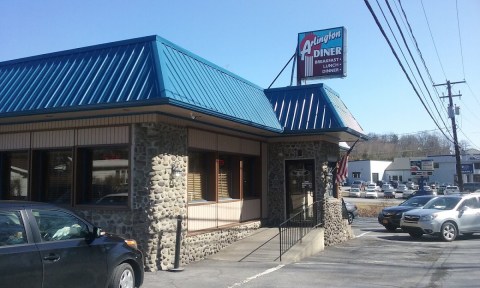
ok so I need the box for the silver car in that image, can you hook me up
[400,193,480,241]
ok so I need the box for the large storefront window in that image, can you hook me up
[32,150,73,204]
[0,151,29,200]
[187,151,259,203]
[76,146,129,206]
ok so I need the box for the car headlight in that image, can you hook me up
[420,213,437,221]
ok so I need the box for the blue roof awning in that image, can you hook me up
[0,35,282,132]
[265,84,368,141]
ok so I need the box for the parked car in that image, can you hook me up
[349,187,362,198]
[396,184,408,193]
[352,180,365,190]
[444,186,460,195]
[395,184,408,198]
[389,180,399,189]
[410,189,437,198]
[367,184,379,191]
[400,193,480,241]
[402,189,415,199]
[365,189,378,199]
[378,195,437,231]
[382,184,395,198]
[0,201,144,288]
[344,201,359,224]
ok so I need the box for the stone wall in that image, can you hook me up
[182,221,261,264]
[323,197,355,246]
[75,124,353,272]
[267,140,354,246]
[267,141,338,225]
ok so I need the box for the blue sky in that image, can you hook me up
[1,0,479,150]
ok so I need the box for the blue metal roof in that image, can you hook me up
[265,84,366,139]
[0,35,282,132]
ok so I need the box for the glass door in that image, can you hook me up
[285,160,315,218]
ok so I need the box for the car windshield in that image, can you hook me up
[400,197,432,207]
[423,197,461,210]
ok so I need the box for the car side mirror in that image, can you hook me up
[86,227,102,244]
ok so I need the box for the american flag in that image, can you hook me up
[336,140,358,184]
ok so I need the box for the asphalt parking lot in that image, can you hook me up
[142,217,480,288]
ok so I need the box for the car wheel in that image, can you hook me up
[408,231,423,239]
[440,222,457,242]
[348,212,354,224]
[109,263,135,288]
[385,224,396,232]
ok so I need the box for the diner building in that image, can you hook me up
[0,35,367,271]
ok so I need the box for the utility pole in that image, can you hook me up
[435,80,465,191]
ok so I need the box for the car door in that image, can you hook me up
[0,209,42,288]
[457,197,480,232]
[30,208,108,288]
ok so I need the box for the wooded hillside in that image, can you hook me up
[348,132,452,161]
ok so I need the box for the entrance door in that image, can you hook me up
[285,160,315,219]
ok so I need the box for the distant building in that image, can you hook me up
[347,160,392,184]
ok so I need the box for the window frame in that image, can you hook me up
[75,145,131,208]
[187,149,261,204]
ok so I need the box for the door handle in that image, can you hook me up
[43,254,60,262]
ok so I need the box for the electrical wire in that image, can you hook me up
[420,0,448,81]
[385,0,450,138]
[455,0,466,80]
[364,0,454,144]
[397,0,450,127]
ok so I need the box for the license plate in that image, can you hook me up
[382,219,389,224]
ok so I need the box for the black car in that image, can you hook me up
[377,195,437,231]
[0,201,144,288]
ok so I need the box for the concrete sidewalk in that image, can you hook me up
[142,227,325,287]
[207,227,324,263]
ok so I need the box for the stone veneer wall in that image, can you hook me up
[78,122,189,272]
[323,197,355,246]
[267,141,354,245]
[76,125,353,271]
[78,122,262,271]
[182,221,261,263]
[267,141,337,225]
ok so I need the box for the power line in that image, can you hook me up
[364,0,454,144]
[420,0,448,81]
[455,0,466,80]
[397,0,451,133]
[385,0,450,138]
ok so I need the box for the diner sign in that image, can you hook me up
[297,27,347,81]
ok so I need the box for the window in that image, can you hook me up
[0,151,29,200]
[32,150,73,204]
[474,163,480,169]
[187,151,214,202]
[0,210,27,246]
[187,151,260,203]
[218,155,240,200]
[434,162,440,168]
[242,157,260,198]
[33,209,89,241]
[352,172,361,178]
[76,146,129,206]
